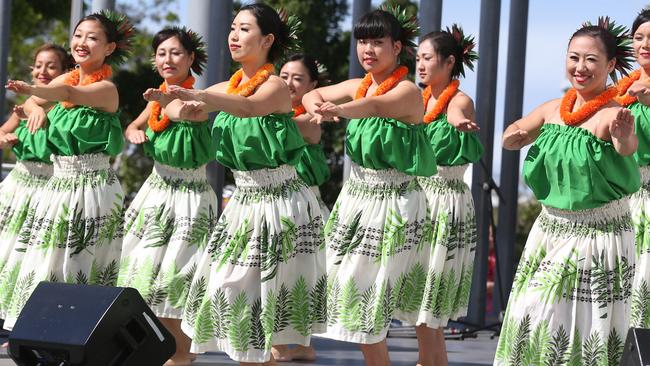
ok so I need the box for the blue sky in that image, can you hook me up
[175,0,648,186]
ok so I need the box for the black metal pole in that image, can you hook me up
[0,0,11,179]
[419,0,443,35]
[343,0,371,180]
[91,0,114,12]
[467,0,501,327]
[494,0,529,316]
[188,0,232,216]
[70,0,83,37]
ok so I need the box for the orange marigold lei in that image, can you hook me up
[560,87,618,126]
[148,76,196,132]
[354,65,409,99]
[227,63,275,97]
[61,64,113,109]
[422,79,460,123]
[292,104,306,117]
[615,69,642,106]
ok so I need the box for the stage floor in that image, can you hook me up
[0,331,498,365]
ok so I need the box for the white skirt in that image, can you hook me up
[321,163,428,344]
[401,164,477,328]
[118,162,218,319]
[630,165,650,328]
[494,199,634,366]
[181,165,326,363]
[311,186,330,223]
[0,161,52,318]
[3,153,124,330]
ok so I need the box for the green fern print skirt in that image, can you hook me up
[310,186,330,223]
[494,199,634,366]
[118,163,217,319]
[322,163,428,344]
[3,154,124,330]
[630,166,650,328]
[410,164,476,329]
[180,165,326,363]
[0,161,52,319]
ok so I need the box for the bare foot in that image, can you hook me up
[290,345,316,361]
[1,342,7,349]
[272,345,292,362]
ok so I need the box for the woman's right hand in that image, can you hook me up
[26,106,46,133]
[125,127,148,144]
[502,128,532,150]
[0,133,18,149]
[13,104,27,119]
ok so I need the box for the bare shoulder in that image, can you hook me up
[450,90,474,107]
[264,75,290,92]
[393,79,421,97]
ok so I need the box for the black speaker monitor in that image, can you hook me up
[621,328,650,366]
[8,282,175,366]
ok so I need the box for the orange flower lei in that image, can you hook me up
[148,76,196,132]
[560,87,618,126]
[615,69,641,106]
[354,65,409,99]
[227,63,275,97]
[292,104,306,117]
[61,64,113,108]
[422,79,460,123]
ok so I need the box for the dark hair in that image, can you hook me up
[633,9,650,35]
[239,3,290,62]
[75,13,120,44]
[74,11,133,66]
[152,27,207,75]
[285,54,319,82]
[420,31,460,77]
[354,9,402,45]
[569,26,618,60]
[33,43,74,71]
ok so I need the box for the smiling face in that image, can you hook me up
[356,35,401,74]
[31,50,65,86]
[154,36,194,84]
[416,39,454,87]
[71,19,116,68]
[228,10,274,63]
[565,35,615,95]
[634,21,650,70]
[280,60,317,105]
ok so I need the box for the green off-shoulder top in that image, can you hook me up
[12,120,52,163]
[46,103,123,157]
[211,112,306,171]
[144,119,214,169]
[523,123,640,210]
[345,116,437,176]
[424,114,483,166]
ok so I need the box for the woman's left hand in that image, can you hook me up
[315,101,341,122]
[449,117,480,132]
[167,85,203,102]
[609,107,635,140]
[5,80,33,95]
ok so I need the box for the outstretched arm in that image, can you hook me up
[7,73,118,112]
[502,99,555,150]
[446,93,479,132]
[167,77,291,118]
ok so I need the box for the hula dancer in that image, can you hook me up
[303,8,436,366]
[167,4,325,364]
[614,8,650,329]
[0,44,71,319]
[495,18,638,365]
[412,24,482,366]
[271,54,330,362]
[117,27,213,365]
[3,11,133,330]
